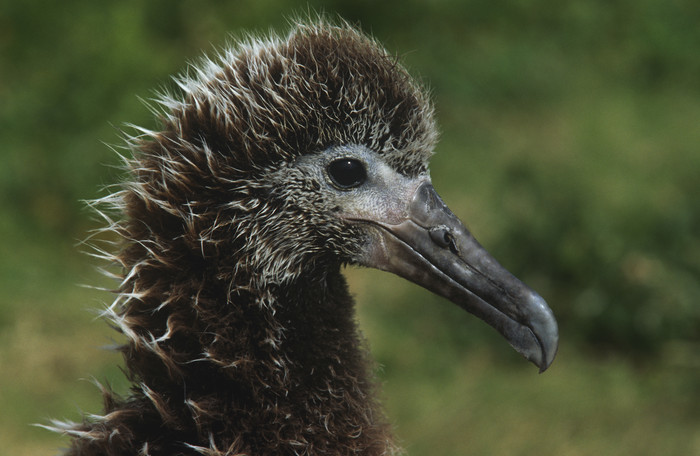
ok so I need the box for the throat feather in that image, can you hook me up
[103,268,397,455]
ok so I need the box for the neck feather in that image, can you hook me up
[66,263,399,456]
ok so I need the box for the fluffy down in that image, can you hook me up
[49,20,439,456]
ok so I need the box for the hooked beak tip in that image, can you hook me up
[526,293,559,373]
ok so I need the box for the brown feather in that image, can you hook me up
[54,19,439,456]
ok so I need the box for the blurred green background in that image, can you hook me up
[2,0,699,454]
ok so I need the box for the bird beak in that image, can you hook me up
[357,182,558,372]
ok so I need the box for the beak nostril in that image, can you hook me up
[446,234,459,255]
[429,226,449,247]
[429,226,458,254]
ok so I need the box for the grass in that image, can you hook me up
[351,269,700,456]
[0,224,125,455]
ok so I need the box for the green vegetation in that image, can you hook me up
[1,1,698,454]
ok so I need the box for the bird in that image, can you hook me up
[48,19,558,456]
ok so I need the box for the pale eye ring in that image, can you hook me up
[327,158,367,189]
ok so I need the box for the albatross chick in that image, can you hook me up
[50,20,558,456]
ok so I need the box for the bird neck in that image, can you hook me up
[112,263,397,455]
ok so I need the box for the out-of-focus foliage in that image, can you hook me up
[2,0,699,454]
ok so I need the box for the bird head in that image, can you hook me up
[126,21,557,371]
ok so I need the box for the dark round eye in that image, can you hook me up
[327,158,367,189]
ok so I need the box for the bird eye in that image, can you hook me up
[327,158,367,189]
